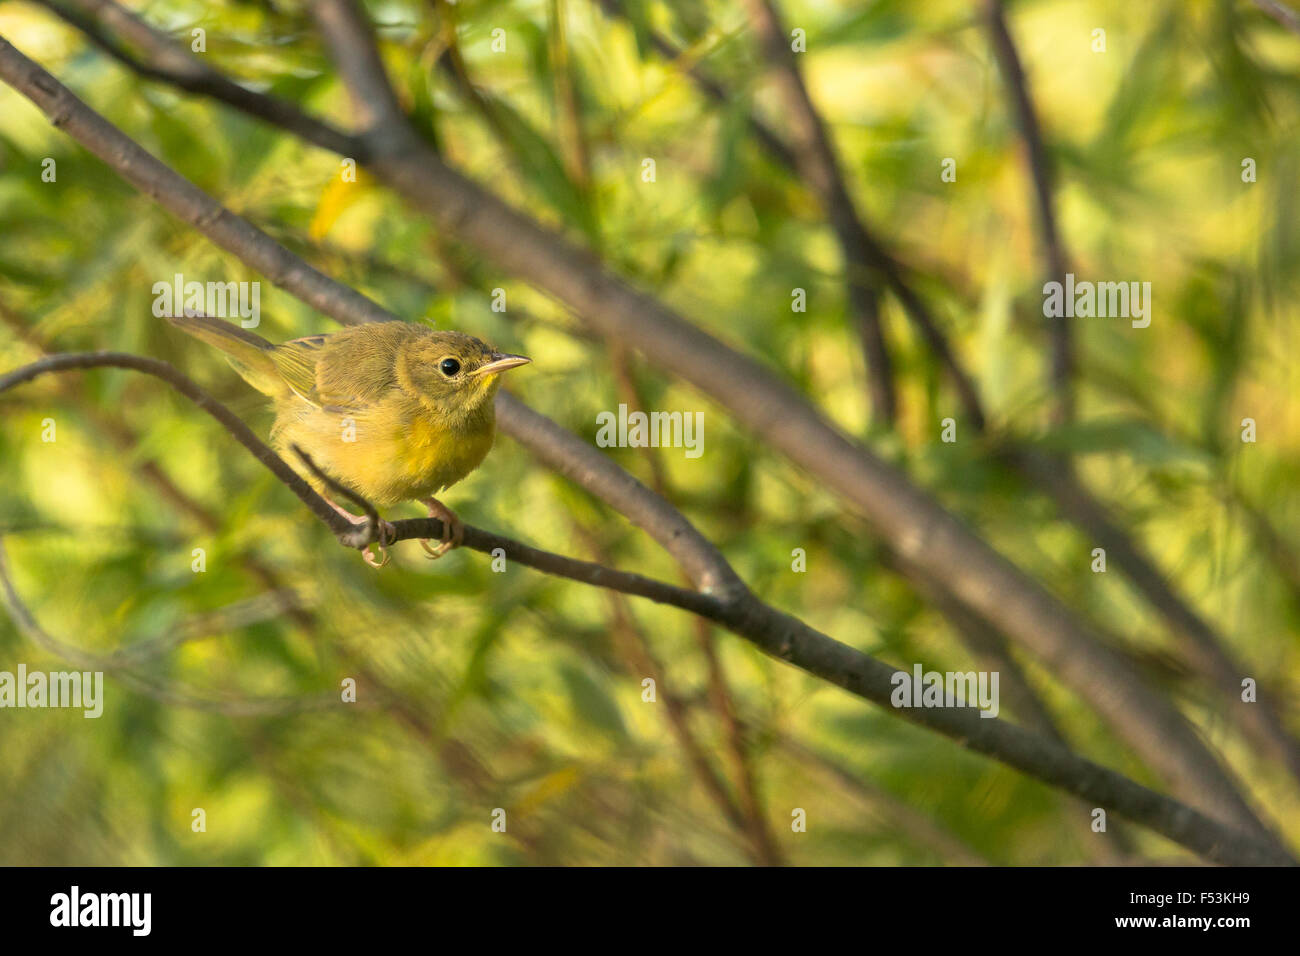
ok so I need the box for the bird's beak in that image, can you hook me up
[473,353,531,376]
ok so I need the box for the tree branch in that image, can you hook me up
[40,0,359,155]
[593,0,798,169]
[593,549,773,864]
[306,0,409,146]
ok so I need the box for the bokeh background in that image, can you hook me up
[1,0,1298,864]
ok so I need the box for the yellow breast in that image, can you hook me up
[397,411,496,497]
[274,395,496,507]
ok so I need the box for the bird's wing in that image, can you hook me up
[268,335,329,407]
[268,323,421,412]
[311,323,418,411]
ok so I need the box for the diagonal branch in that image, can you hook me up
[593,0,797,169]
[1255,0,1300,35]
[775,734,991,865]
[307,0,409,142]
[40,0,358,155]
[1007,446,1300,783]
[587,534,776,865]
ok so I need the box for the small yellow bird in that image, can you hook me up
[169,314,530,566]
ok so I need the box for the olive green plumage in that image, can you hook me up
[168,314,530,507]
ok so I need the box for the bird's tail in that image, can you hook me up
[167,312,288,398]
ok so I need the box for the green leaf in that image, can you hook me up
[559,661,627,739]
[1032,419,1215,471]
[481,94,599,243]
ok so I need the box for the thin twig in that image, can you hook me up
[740,0,895,426]
[545,0,591,191]
[775,734,991,866]
[600,352,781,863]
[599,564,761,862]
[576,521,782,866]
[106,591,302,665]
[691,615,784,865]
[0,542,337,717]
[1255,0,1300,35]
[593,0,797,169]
[984,0,1072,423]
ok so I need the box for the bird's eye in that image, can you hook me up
[439,358,461,377]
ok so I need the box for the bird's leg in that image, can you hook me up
[418,497,464,559]
[323,496,396,568]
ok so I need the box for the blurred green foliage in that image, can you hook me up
[0,0,1298,865]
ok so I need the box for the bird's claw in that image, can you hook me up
[325,496,397,567]
[419,498,464,560]
[418,538,450,560]
[356,516,396,569]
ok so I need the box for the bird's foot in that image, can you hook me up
[418,497,464,559]
[324,496,396,568]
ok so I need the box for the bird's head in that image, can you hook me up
[398,331,530,423]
